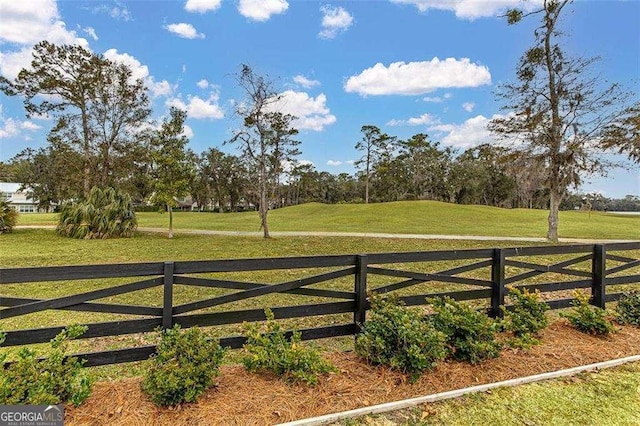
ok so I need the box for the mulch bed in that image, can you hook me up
[65,321,640,425]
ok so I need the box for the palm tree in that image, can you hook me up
[57,186,137,239]
[0,198,18,234]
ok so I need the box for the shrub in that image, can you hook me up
[57,186,137,239]
[502,287,549,347]
[355,294,447,381]
[0,198,18,234]
[560,291,615,335]
[616,290,640,326]
[142,325,226,407]
[427,297,501,364]
[241,309,335,386]
[0,325,93,406]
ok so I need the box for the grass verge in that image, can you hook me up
[339,361,640,426]
[14,201,640,240]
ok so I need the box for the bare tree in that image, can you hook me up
[490,0,634,241]
[228,65,300,238]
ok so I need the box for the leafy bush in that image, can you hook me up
[355,294,447,381]
[242,309,335,386]
[616,290,640,326]
[0,325,93,406]
[142,325,226,407]
[428,297,501,364]
[57,186,137,239]
[560,291,615,335]
[502,287,549,347]
[0,197,18,234]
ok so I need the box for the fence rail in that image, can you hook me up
[1,242,639,367]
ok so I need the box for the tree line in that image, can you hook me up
[0,1,638,240]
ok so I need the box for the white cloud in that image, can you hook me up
[423,92,452,103]
[462,102,475,112]
[387,113,438,127]
[93,1,132,21]
[0,117,41,138]
[197,79,210,89]
[327,160,342,166]
[238,0,288,21]
[270,90,336,131]
[104,49,174,98]
[150,80,175,98]
[0,0,90,80]
[164,23,205,39]
[185,0,222,13]
[344,58,491,96]
[293,75,320,89]
[319,5,354,39]
[166,93,224,120]
[390,0,542,20]
[82,26,98,41]
[428,114,508,148]
[182,124,194,139]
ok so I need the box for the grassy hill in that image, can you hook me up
[16,201,640,240]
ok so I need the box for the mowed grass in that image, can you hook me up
[16,201,640,240]
[343,362,640,426]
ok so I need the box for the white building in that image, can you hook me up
[0,182,52,213]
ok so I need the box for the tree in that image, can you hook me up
[228,65,300,238]
[57,186,137,239]
[1,41,108,197]
[0,197,18,234]
[150,108,193,239]
[354,125,396,204]
[490,0,634,241]
[600,103,640,164]
[1,41,150,196]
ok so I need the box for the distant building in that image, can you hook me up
[0,182,53,213]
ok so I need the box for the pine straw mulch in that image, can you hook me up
[66,321,640,426]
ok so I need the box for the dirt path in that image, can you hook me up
[17,225,637,244]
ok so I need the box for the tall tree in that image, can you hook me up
[354,125,396,203]
[1,41,108,197]
[228,65,300,238]
[150,108,193,239]
[490,0,634,241]
[1,41,151,196]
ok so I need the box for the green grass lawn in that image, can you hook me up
[1,227,639,420]
[343,362,640,426]
[15,201,640,240]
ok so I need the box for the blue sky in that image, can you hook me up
[0,0,638,197]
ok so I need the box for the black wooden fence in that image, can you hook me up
[1,242,639,367]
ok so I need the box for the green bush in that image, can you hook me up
[57,186,137,239]
[0,325,93,406]
[502,287,549,347]
[560,291,615,335]
[141,325,226,407]
[0,198,18,234]
[242,309,335,386]
[428,297,501,364]
[355,294,447,381]
[616,290,640,326]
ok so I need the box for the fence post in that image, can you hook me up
[591,244,606,309]
[354,254,368,333]
[163,261,174,329]
[491,248,505,318]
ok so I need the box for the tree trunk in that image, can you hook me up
[547,190,561,242]
[168,203,174,239]
[259,190,269,238]
[81,106,91,198]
